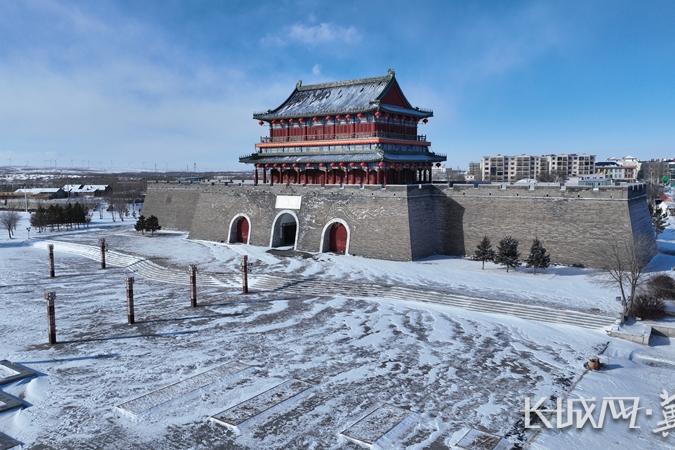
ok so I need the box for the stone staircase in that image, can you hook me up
[250,274,615,330]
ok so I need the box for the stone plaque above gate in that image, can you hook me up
[275,195,302,210]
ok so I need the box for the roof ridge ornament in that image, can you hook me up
[387,68,395,77]
[296,80,303,89]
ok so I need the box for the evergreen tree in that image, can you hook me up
[135,215,146,234]
[474,236,495,269]
[31,206,47,232]
[495,236,520,272]
[145,215,161,235]
[526,238,551,274]
[650,203,668,235]
[64,203,74,229]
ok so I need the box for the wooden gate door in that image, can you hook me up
[236,217,249,243]
[329,223,347,254]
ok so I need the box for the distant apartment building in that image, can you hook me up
[476,153,596,182]
[467,162,482,180]
[594,156,641,182]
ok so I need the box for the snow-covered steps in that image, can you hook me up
[0,360,38,385]
[339,404,415,448]
[209,379,313,432]
[34,241,234,288]
[0,391,24,413]
[116,362,251,418]
[451,428,510,450]
[0,431,21,450]
[249,276,615,330]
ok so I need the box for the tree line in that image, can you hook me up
[474,235,550,273]
[30,203,90,232]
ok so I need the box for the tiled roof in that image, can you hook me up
[253,70,432,120]
[240,151,446,165]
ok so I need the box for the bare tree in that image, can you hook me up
[601,235,654,317]
[0,209,20,239]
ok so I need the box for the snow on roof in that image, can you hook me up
[62,184,109,193]
[253,70,432,120]
[15,188,61,194]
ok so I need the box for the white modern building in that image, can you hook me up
[477,153,596,182]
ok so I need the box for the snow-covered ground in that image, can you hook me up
[0,210,674,448]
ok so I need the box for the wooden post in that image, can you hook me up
[189,264,197,307]
[254,166,259,185]
[126,277,135,324]
[48,244,55,278]
[99,238,106,269]
[241,255,249,294]
[45,291,56,344]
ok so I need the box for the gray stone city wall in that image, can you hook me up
[145,183,416,260]
[144,182,654,267]
[441,183,653,267]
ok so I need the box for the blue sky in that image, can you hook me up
[1,0,675,171]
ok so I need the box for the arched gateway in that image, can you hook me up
[228,214,251,244]
[320,219,350,255]
[270,211,298,249]
[328,223,348,254]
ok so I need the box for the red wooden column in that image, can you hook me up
[263,167,267,184]
[254,165,259,185]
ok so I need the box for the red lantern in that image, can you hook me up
[378,161,385,168]
[335,115,342,121]
[283,163,289,168]
[325,115,331,121]
[339,162,345,167]
[305,163,312,168]
[292,163,298,169]
[345,114,352,120]
[374,111,381,118]
[360,162,367,167]
[319,163,325,167]
[356,113,363,119]
[265,163,270,168]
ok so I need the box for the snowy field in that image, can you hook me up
[1,212,674,448]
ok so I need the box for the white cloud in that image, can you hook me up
[0,3,294,170]
[311,64,321,76]
[261,22,360,47]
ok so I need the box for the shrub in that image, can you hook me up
[647,274,675,300]
[629,295,666,320]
